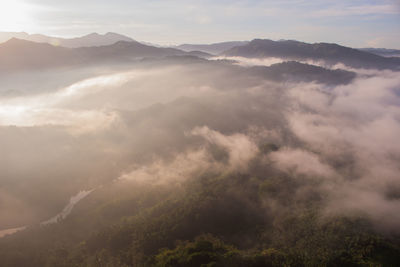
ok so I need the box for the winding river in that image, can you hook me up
[0,189,94,238]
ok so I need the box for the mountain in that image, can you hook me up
[223,39,400,70]
[1,120,399,266]
[246,61,356,85]
[176,41,249,55]
[77,40,186,60]
[0,38,77,71]
[54,32,135,48]
[359,48,400,58]
[0,32,30,43]
[185,50,213,58]
[0,32,135,48]
[0,38,187,71]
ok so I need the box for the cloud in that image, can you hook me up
[191,126,259,171]
[269,148,337,178]
[118,148,220,184]
[4,0,397,48]
[1,54,400,234]
[310,4,400,17]
[212,56,285,67]
[284,69,400,230]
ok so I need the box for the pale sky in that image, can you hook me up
[1,0,399,48]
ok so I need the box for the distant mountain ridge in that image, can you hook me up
[359,48,400,58]
[0,38,189,71]
[1,36,400,72]
[246,61,355,85]
[0,32,136,48]
[223,39,400,70]
[176,41,249,55]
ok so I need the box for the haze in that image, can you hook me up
[0,1,400,266]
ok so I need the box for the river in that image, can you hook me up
[0,189,94,238]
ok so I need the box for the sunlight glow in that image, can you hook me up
[0,0,34,31]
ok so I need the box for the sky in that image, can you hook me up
[0,0,399,48]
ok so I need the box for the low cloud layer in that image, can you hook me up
[0,58,399,233]
[191,126,259,171]
[278,70,400,231]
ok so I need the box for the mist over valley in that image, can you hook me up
[1,2,400,265]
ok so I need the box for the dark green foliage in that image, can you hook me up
[154,235,288,267]
[0,164,399,267]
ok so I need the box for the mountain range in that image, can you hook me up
[359,47,400,58]
[0,32,135,48]
[0,38,194,71]
[223,39,400,70]
[1,34,399,72]
[176,41,249,55]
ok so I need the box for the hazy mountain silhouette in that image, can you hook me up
[77,40,185,60]
[224,39,400,70]
[2,37,398,73]
[0,32,30,43]
[0,38,77,71]
[359,48,400,58]
[176,41,249,55]
[185,50,213,58]
[0,38,188,71]
[246,61,356,85]
[0,32,135,48]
